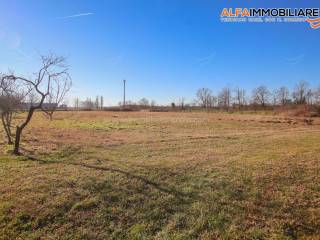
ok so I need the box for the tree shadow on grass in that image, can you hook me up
[25,155,197,202]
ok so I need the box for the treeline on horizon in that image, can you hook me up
[71,80,320,112]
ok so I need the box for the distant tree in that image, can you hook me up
[252,86,270,107]
[139,98,149,108]
[292,81,309,105]
[100,96,104,109]
[190,99,198,107]
[313,86,320,105]
[207,95,217,108]
[82,98,94,110]
[42,75,71,120]
[306,89,314,105]
[178,97,186,110]
[150,100,156,108]
[218,87,232,110]
[74,97,80,109]
[126,100,135,106]
[234,87,246,108]
[271,89,278,106]
[28,90,38,106]
[196,88,213,109]
[276,86,290,105]
[94,96,99,109]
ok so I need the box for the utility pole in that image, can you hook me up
[123,79,126,107]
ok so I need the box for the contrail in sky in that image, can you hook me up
[57,13,94,19]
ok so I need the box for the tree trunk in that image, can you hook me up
[13,126,22,155]
[13,108,35,155]
[1,113,13,145]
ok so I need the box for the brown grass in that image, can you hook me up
[0,111,319,239]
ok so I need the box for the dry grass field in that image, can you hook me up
[0,111,320,239]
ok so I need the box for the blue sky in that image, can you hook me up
[0,0,319,105]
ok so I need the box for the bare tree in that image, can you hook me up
[178,97,186,110]
[276,86,290,105]
[271,90,278,106]
[313,86,320,105]
[81,98,94,110]
[292,81,309,105]
[207,95,217,108]
[28,90,38,106]
[1,108,14,144]
[196,88,213,109]
[42,75,71,120]
[306,89,314,105]
[218,87,232,110]
[234,87,246,109]
[94,96,100,109]
[74,97,80,109]
[252,86,270,107]
[0,54,71,154]
[0,76,24,144]
[139,98,149,108]
[150,100,156,108]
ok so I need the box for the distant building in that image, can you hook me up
[59,104,68,110]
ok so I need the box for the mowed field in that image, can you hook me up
[0,111,320,240]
